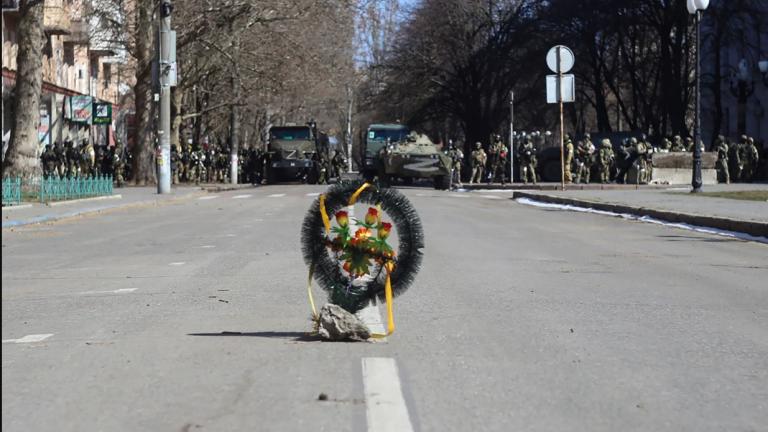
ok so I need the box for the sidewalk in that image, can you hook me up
[510,183,768,238]
[2,186,205,228]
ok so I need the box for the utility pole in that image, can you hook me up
[229,24,241,185]
[157,1,173,194]
[346,85,353,172]
[509,90,514,183]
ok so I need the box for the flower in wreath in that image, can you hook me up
[330,207,395,278]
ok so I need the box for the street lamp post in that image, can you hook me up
[687,0,709,193]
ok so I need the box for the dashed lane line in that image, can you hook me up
[232,194,252,199]
[268,193,286,198]
[169,262,186,266]
[306,192,321,197]
[197,195,219,200]
[3,334,54,344]
[362,358,415,432]
[480,195,502,200]
[78,288,138,295]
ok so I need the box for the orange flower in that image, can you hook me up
[364,207,379,226]
[378,222,392,239]
[335,210,349,227]
[343,261,351,273]
[354,227,372,240]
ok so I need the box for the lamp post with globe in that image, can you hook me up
[687,0,709,193]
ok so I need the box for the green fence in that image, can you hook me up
[2,177,22,206]
[39,175,113,202]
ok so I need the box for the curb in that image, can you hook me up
[2,191,204,229]
[1,204,33,211]
[459,183,675,191]
[47,194,122,207]
[512,191,768,238]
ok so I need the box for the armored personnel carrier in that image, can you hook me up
[363,123,451,189]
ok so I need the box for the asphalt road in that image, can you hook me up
[2,185,767,432]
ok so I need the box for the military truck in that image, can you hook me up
[265,122,329,184]
[362,123,452,189]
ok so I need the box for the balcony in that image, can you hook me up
[43,3,71,36]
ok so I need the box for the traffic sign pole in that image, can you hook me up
[557,48,565,190]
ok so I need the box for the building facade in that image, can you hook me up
[2,0,125,154]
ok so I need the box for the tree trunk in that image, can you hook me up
[131,0,155,185]
[2,0,45,179]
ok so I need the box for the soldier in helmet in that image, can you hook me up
[562,134,574,183]
[670,135,685,152]
[488,135,507,184]
[447,140,464,187]
[171,145,180,184]
[597,138,615,183]
[41,144,57,178]
[742,136,759,182]
[518,135,537,184]
[469,142,487,184]
[714,135,729,184]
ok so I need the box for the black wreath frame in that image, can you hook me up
[301,181,424,314]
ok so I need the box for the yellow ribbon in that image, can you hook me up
[348,182,371,206]
[370,261,396,338]
[319,194,331,234]
[307,262,318,319]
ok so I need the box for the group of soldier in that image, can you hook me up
[713,134,761,184]
[443,130,763,186]
[40,140,125,186]
[168,143,348,185]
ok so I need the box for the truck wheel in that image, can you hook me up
[434,175,450,190]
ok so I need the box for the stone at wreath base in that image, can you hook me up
[318,304,371,341]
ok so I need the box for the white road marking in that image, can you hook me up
[306,192,321,197]
[198,195,219,200]
[362,358,414,432]
[79,288,138,295]
[268,193,286,198]
[169,262,186,266]
[516,198,768,244]
[198,245,216,249]
[232,194,252,199]
[449,194,470,198]
[224,234,237,237]
[357,299,386,340]
[3,334,54,344]
[480,195,502,200]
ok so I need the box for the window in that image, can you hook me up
[103,64,111,89]
[63,44,74,66]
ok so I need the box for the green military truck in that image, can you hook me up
[362,123,452,190]
[265,123,329,184]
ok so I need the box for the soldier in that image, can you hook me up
[112,146,125,187]
[171,145,180,184]
[54,141,66,177]
[684,137,694,152]
[659,137,671,153]
[633,136,649,184]
[597,138,615,183]
[669,135,682,152]
[447,140,464,187]
[65,140,79,177]
[729,135,745,182]
[204,147,214,182]
[180,146,191,182]
[743,137,759,182]
[714,135,729,184]
[80,139,94,177]
[332,150,347,180]
[488,135,507,184]
[563,135,574,183]
[573,139,593,184]
[41,144,57,178]
[518,136,537,184]
[93,145,104,177]
[469,142,487,184]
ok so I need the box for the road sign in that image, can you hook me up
[546,45,574,74]
[546,74,575,103]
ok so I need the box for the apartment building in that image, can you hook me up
[2,0,126,152]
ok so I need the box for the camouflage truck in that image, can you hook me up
[362,123,451,190]
[265,122,329,184]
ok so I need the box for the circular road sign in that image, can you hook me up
[546,45,574,73]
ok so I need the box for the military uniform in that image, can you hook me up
[563,136,574,183]
[670,135,685,152]
[469,142,487,184]
[714,136,729,184]
[332,151,347,180]
[518,138,537,184]
[597,139,614,183]
[573,139,594,184]
[447,142,464,186]
[488,136,507,184]
[41,145,57,178]
[742,137,759,182]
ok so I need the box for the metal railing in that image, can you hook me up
[39,175,113,202]
[2,177,22,206]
